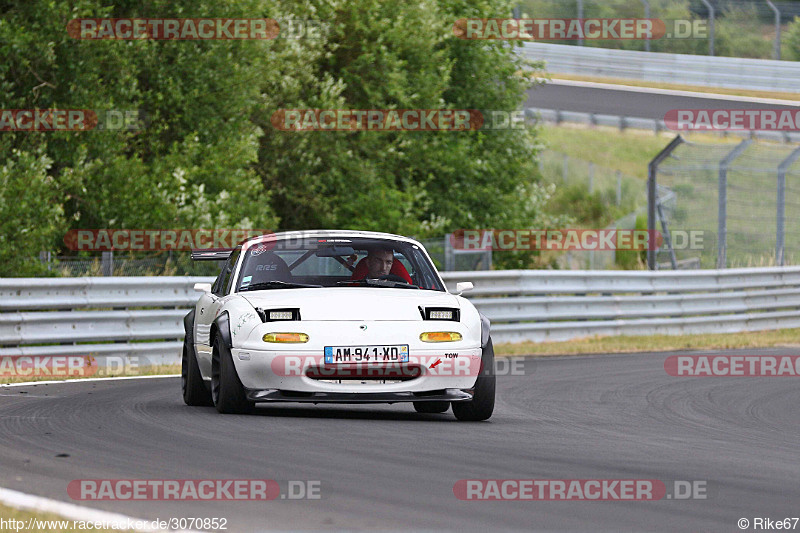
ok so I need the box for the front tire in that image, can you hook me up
[182,337,212,406]
[452,338,495,421]
[211,334,254,414]
[413,401,450,414]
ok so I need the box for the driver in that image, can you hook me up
[364,247,394,278]
[350,246,414,284]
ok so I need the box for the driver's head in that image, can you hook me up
[365,247,394,278]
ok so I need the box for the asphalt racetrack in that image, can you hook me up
[1,348,798,532]
[525,80,799,120]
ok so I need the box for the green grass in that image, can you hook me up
[540,124,700,180]
[0,503,133,533]
[539,124,744,177]
[495,328,800,357]
[0,364,180,385]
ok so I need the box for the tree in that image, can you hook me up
[255,0,558,263]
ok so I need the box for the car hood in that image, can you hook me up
[239,287,460,321]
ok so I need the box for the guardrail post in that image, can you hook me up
[699,0,715,56]
[776,147,800,265]
[766,0,781,60]
[717,139,752,269]
[648,135,684,270]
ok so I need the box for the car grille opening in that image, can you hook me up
[305,363,423,384]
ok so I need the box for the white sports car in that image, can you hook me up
[181,230,494,421]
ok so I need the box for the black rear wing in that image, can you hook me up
[190,250,233,261]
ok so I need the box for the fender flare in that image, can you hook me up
[479,312,491,348]
[213,311,233,349]
[183,309,195,337]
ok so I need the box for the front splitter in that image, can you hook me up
[245,388,473,404]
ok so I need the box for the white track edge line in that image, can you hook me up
[0,485,199,533]
[547,78,800,106]
[0,374,180,388]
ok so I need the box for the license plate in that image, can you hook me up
[324,344,409,363]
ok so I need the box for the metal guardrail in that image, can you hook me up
[0,277,209,362]
[519,42,800,92]
[1,268,800,357]
[527,108,800,144]
[441,267,800,343]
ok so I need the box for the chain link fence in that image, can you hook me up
[37,252,226,277]
[518,0,799,59]
[539,149,647,269]
[651,137,800,269]
[37,238,493,277]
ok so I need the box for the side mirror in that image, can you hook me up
[194,282,212,293]
[454,282,474,295]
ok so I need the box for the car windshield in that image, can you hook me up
[235,236,445,292]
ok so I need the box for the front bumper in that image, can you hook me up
[231,320,483,394]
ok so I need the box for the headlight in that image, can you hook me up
[256,308,301,322]
[420,332,462,342]
[423,307,460,321]
[263,332,309,343]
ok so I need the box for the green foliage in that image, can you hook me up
[1,0,555,275]
[714,4,774,59]
[0,150,65,275]
[258,0,554,248]
[785,16,800,60]
[0,0,278,276]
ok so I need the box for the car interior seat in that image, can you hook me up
[350,256,413,284]
[247,252,293,285]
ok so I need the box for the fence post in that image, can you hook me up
[444,233,454,272]
[577,0,584,46]
[588,162,594,193]
[616,171,622,206]
[563,154,569,182]
[699,0,715,56]
[717,140,752,269]
[766,0,781,60]
[648,136,684,270]
[641,0,651,52]
[39,251,51,271]
[776,147,800,265]
[102,251,114,276]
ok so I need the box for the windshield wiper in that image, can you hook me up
[240,281,322,291]
[335,279,419,289]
